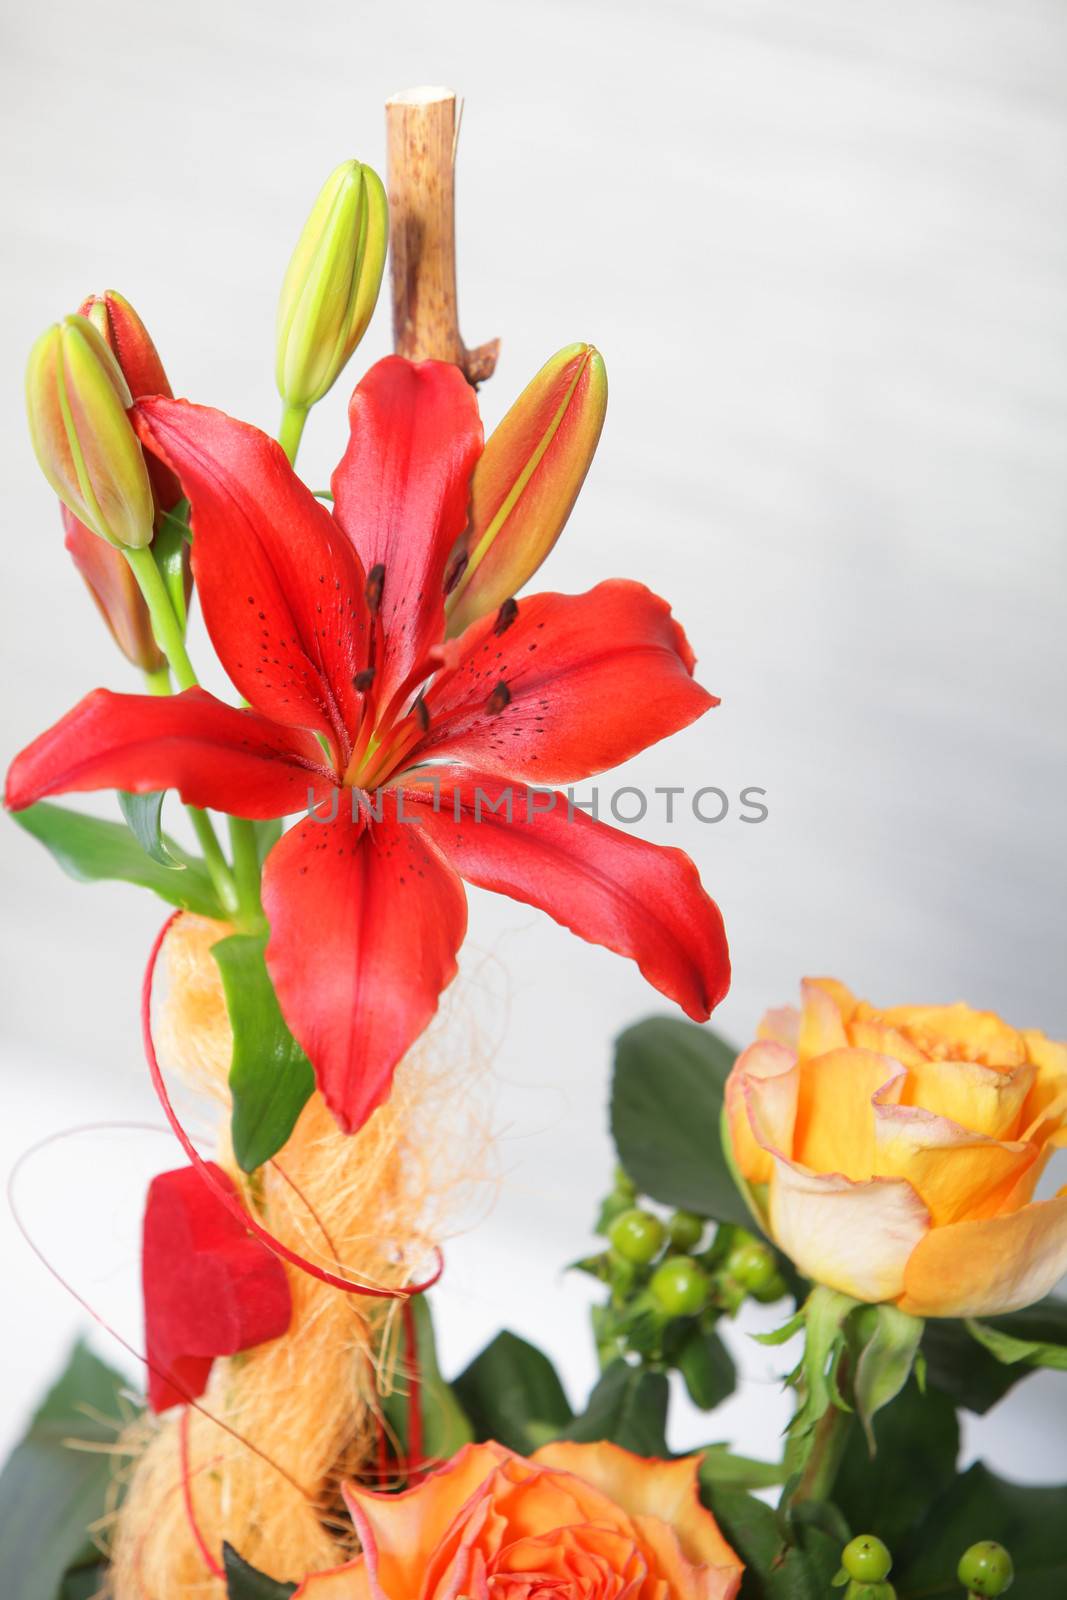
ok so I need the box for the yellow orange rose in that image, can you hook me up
[307,1440,741,1599]
[725,980,1067,1317]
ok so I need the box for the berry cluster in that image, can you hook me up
[573,1165,789,1383]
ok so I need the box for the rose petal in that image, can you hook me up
[900,1187,1067,1317]
[873,1105,1039,1226]
[768,1161,930,1303]
[798,979,852,1057]
[756,1005,800,1050]
[794,1049,905,1180]
[875,1001,1027,1069]
[531,1442,742,1578]
[725,1041,798,1186]
[341,1444,512,1598]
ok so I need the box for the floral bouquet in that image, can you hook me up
[2,87,1065,1600]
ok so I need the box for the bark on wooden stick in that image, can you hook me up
[385,86,499,384]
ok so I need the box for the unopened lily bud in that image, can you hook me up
[26,315,155,548]
[62,505,165,672]
[275,159,388,409]
[78,290,181,508]
[445,342,607,636]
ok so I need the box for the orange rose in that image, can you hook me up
[725,979,1067,1317]
[307,1440,741,1599]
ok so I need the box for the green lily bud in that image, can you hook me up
[26,314,155,549]
[445,342,608,636]
[275,159,389,411]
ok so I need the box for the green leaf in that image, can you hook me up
[610,1017,751,1227]
[702,1484,840,1600]
[0,1340,133,1600]
[698,1447,784,1492]
[12,801,224,916]
[835,1377,959,1550]
[222,1543,297,1599]
[922,1297,1067,1413]
[117,789,183,868]
[155,499,191,630]
[59,1564,108,1600]
[895,1464,1067,1600]
[966,1315,1067,1371]
[213,933,315,1172]
[382,1295,473,1465]
[453,1330,573,1452]
[559,1360,669,1456]
[676,1325,736,1411]
[848,1302,924,1449]
[791,1287,860,1441]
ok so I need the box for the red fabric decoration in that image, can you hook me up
[143,1163,292,1413]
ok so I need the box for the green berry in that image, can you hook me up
[608,1208,665,1265]
[667,1210,704,1252]
[750,1268,788,1305]
[614,1164,637,1200]
[726,1239,779,1296]
[957,1542,1013,1597]
[650,1255,709,1317]
[842,1536,893,1584]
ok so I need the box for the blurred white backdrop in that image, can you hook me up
[1,0,1065,1481]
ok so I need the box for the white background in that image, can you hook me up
[1,0,1065,1484]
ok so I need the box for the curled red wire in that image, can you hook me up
[143,911,443,1302]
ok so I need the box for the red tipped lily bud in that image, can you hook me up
[276,159,389,410]
[62,505,165,672]
[78,290,181,508]
[445,342,608,636]
[26,314,155,548]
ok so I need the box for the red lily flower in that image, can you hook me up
[6,357,729,1133]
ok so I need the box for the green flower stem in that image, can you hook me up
[125,545,197,691]
[141,662,238,912]
[785,1400,854,1509]
[143,665,172,696]
[279,402,308,465]
[127,545,255,919]
[228,814,263,923]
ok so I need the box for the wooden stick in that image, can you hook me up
[385,85,499,384]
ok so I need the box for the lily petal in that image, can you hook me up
[415,581,715,784]
[135,397,369,762]
[4,687,331,818]
[899,1187,1067,1317]
[262,805,468,1134]
[400,769,729,1021]
[331,357,483,717]
[445,343,607,635]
